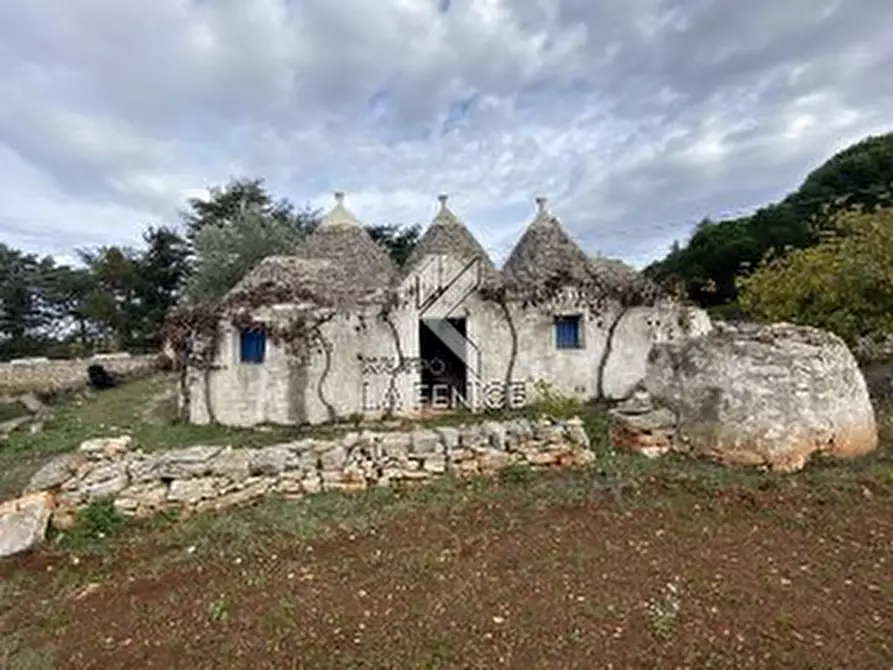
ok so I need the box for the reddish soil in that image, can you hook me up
[3,477,893,669]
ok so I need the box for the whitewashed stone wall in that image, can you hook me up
[187,286,711,427]
[24,417,593,529]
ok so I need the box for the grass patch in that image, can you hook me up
[4,368,893,527]
[498,462,534,485]
[207,597,229,623]
[56,500,129,552]
[0,401,29,424]
[4,381,893,668]
[0,371,605,500]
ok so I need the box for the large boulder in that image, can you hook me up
[645,322,878,472]
[601,303,713,400]
[0,492,54,558]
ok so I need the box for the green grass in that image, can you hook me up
[0,374,323,458]
[0,401,30,424]
[0,373,600,500]
[0,374,392,498]
[5,380,893,669]
[4,368,893,521]
[0,632,56,670]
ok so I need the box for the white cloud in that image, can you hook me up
[0,0,892,268]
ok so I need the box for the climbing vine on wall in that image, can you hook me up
[163,259,681,420]
[479,267,673,401]
[163,266,368,422]
[161,304,222,422]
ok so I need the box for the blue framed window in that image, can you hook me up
[239,328,266,364]
[555,315,582,349]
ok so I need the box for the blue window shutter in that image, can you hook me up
[555,316,581,349]
[240,328,266,363]
[240,330,252,362]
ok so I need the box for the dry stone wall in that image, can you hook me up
[24,417,594,531]
[0,353,162,396]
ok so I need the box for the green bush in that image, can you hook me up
[59,500,127,548]
[527,380,582,419]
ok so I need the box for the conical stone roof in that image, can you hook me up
[295,191,398,298]
[503,197,660,305]
[589,254,663,305]
[403,195,498,282]
[224,256,363,309]
[503,197,593,287]
[224,192,397,310]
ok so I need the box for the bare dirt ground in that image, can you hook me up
[3,469,893,670]
[4,379,893,668]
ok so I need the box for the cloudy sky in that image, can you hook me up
[1,0,891,268]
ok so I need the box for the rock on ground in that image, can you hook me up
[645,322,878,472]
[0,492,54,558]
[17,392,45,414]
[610,390,675,459]
[0,415,32,438]
[24,453,85,493]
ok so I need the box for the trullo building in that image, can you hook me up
[183,192,711,426]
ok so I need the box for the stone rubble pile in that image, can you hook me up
[608,388,675,459]
[1,417,593,557]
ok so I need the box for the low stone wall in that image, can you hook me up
[0,353,163,396]
[23,418,594,530]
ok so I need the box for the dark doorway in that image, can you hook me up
[418,318,468,409]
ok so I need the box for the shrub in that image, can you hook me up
[738,204,893,351]
[59,500,127,548]
[527,380,582,419]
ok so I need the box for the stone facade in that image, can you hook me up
[23,418,593,531]
[184,193,712,427]
[0,353,162,396]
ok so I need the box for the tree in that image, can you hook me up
[77,245,144,350]
[738,206,893,350]
[365,223,422,268]
[647,132,893,308]
[183,208,306,304]
[132,227,190,349]
[181,177,319,242]
[792,133,893,220]
[0,178,422,360]
[0,245,55,359]
[42,264,98,352]
[180,177,422,303]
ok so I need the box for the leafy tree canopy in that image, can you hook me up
[183,208,306,305]
[180,178,422,304]
[738,205,893,352]
[364,223,422,269]
[0,176,420,359]
[646,132,893,308]
[181,177,319,242]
